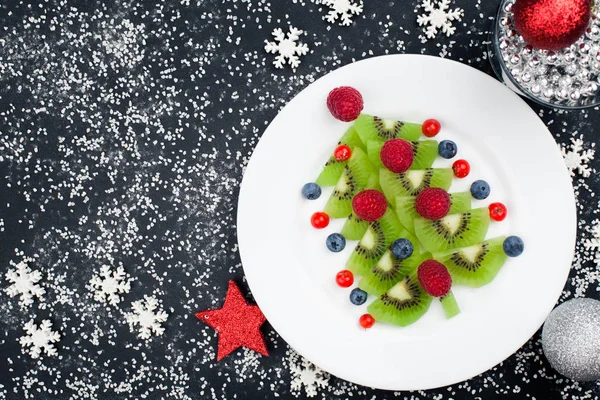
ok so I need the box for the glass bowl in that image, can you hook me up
[487,0,600,109]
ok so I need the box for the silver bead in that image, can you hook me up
[556,88,568,100]
[570,90,582,101]
[546,51,558,64]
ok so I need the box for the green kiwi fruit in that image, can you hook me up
[354,114,422,144]
[396,191,472,232]
[340,212,370,240]
[414,208,490,253]
[316,127,365,186]
[358,232,426,296]
[379,168,453,205]
[367,272,433,326]
[323,148,375,218]
[439,290,460,319]
[366,140,438,171]
[339,173,381,240]
[432,237,508,287]
[346,208,402,276]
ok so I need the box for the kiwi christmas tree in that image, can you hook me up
[300,86,524,329]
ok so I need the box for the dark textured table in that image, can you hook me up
[0,0,598,398]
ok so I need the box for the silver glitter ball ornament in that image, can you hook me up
[542,298,600,381]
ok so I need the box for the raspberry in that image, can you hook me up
[417,260,452,297]
[352,190,387,222]
[415,188,450,220]
[327,87,364,122]
[380,139,414,173]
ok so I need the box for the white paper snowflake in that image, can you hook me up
[264,27,309,70]
[320,0,363,26]
[288,350,329,397]
[561,136,595,178]
[88,265,131,306]
[417,0,463,39]
[19,319,60,358]
[125,295,168,339]
[5,261,45,308]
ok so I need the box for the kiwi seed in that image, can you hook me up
[380,275,422,311]
[432,213,472,245]
[332,166,357,201]
[398,169,434,195]
[373,116,404,140]
[450,243,489,271]
[355,222,387,260]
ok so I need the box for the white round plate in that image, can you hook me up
[237,55,576,391]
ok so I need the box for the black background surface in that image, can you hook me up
[0,0,598,398]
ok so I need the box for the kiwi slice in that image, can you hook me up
[358,232,426,296]
[341,212,370,240]
[367,272,433,326]
[440,290,460,319]
[339,173,381,239]
[323,148,374,218]
[432,237,508,287]
[379,168,453,205]
[354,114,422,144]
[316,127,366,186]
[396,191,472,232]
[414,208,490,253]
[366,140,438,171]
[346,208,402,276]
[410,140,439,170]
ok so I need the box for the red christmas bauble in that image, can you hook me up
[513,0,591,50]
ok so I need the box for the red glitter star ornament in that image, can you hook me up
[196,280,269,361]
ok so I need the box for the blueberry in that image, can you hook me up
[326,233,346,252]
[470,180,491,200]
[438,140,457,159]
[349,288,368,305]
[391,238,413,260]
[503,236,524,257]
[302,182,321,200]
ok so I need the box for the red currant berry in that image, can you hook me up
[311,212,330,229]
[422,119,441,137]
[359,313,375,329]
[336,270,354,288]
[452,159,470,178]
[334,145,352,161]
[489,202,507,221]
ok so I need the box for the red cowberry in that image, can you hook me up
[489,202,507,221]
[359,314,375,329]
[422,119,441,137]
[336,270,354,288]
[334,144,352,161]
[352,190,387,222]
[311,212,330,229]
[415,188,451,220]
[417,260,452,297]
[380,139,414,173]
[327,87,364,122]
[452,159,470,178]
